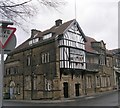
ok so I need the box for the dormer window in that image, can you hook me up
[43,33,52,40]
[29,38,39,46]
[29,40,32,45]
[33,38,39,43]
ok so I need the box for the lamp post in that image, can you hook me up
[0,21,13,107]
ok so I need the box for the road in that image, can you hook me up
[3,90,119,107]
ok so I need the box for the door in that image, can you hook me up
[63,82,68,98]
[75,83,80,96]
[10,87,14,99]
[9,81,15,99]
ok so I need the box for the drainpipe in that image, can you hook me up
[31,48,33,100]
[82,72,87,95]
[94,73,96,93]
[43,73,46,98]
[84,74,87,95]
[22,51,24,100]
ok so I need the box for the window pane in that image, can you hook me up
[42,54,44,64]
[27,56,31,66]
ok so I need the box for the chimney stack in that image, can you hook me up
[31,29,41,38]
[55,19,62,26]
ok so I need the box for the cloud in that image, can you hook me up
[15,0,118,50]
[76,1,118,49]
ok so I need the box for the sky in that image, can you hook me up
[14,0,118,50]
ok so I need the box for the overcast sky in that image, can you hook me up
[15,0,118,50]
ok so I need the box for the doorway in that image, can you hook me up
[9,81,15,99]
[63,82,68,98]
[75,83,80,96]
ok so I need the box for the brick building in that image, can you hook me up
[3,19,115,100]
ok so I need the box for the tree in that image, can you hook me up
[0,0,66,26]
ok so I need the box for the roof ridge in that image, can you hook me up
[9,19,75,54]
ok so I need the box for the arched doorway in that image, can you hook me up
[9,81,16,99]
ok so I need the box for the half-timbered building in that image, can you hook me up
[3,19,115,100]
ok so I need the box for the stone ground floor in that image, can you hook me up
[3,73,116,100]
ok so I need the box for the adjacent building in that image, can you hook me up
[3,19,116,100]
[85,37,114,93]
[110,48,120,89]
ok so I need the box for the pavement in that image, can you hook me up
[4,90,118,104]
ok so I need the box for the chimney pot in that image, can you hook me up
[55,19,62,26]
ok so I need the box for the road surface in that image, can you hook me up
[3,90,119,107]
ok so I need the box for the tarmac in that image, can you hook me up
[4,90,118,104]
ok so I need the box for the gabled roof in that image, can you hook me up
[85,36,112,55]
[36,19,75,38]
[14,39,30,53]
[106,49,112,56]
[10,19,86,54]
[109,48,120,55]
[85,36,98,53]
